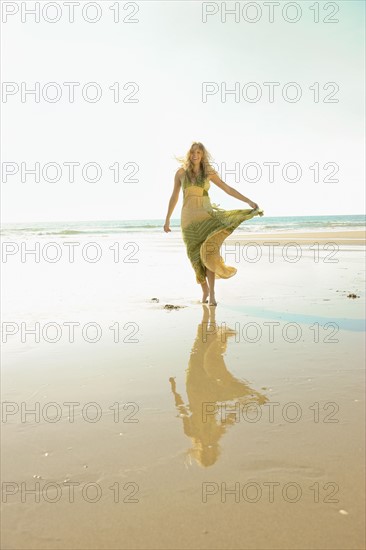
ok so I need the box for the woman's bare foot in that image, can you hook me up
[209,295,217,306]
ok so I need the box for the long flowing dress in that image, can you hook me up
[180,170,264,284]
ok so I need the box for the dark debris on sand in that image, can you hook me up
[163,304,187,310]
[150,298,186,310]
[335,291,360,299]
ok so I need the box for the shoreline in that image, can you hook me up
[227,229,366,246]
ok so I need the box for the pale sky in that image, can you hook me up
[1,0,365,222]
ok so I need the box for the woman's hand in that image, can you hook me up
[163,222,171,233]
[247,200,259,210]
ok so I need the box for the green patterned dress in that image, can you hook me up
[180,170,264,284]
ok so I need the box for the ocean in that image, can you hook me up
[1,215,365,237]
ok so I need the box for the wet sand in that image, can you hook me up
[1,230,365,549]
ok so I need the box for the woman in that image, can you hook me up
[164,142,264,306]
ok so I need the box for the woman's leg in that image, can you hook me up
[206,268,217,305]
[200,278,209,303]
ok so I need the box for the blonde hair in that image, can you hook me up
[175,141,216,184]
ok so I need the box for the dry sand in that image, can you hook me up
[1,230,365,549]
[228,229,366,246]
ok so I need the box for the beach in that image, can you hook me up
[1,222,365,550]
[230,229,366,246]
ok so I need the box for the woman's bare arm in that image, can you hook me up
[207,168,258,209]
[164,169,183,231]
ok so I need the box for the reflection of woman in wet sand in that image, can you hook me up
[169,305,268,467]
